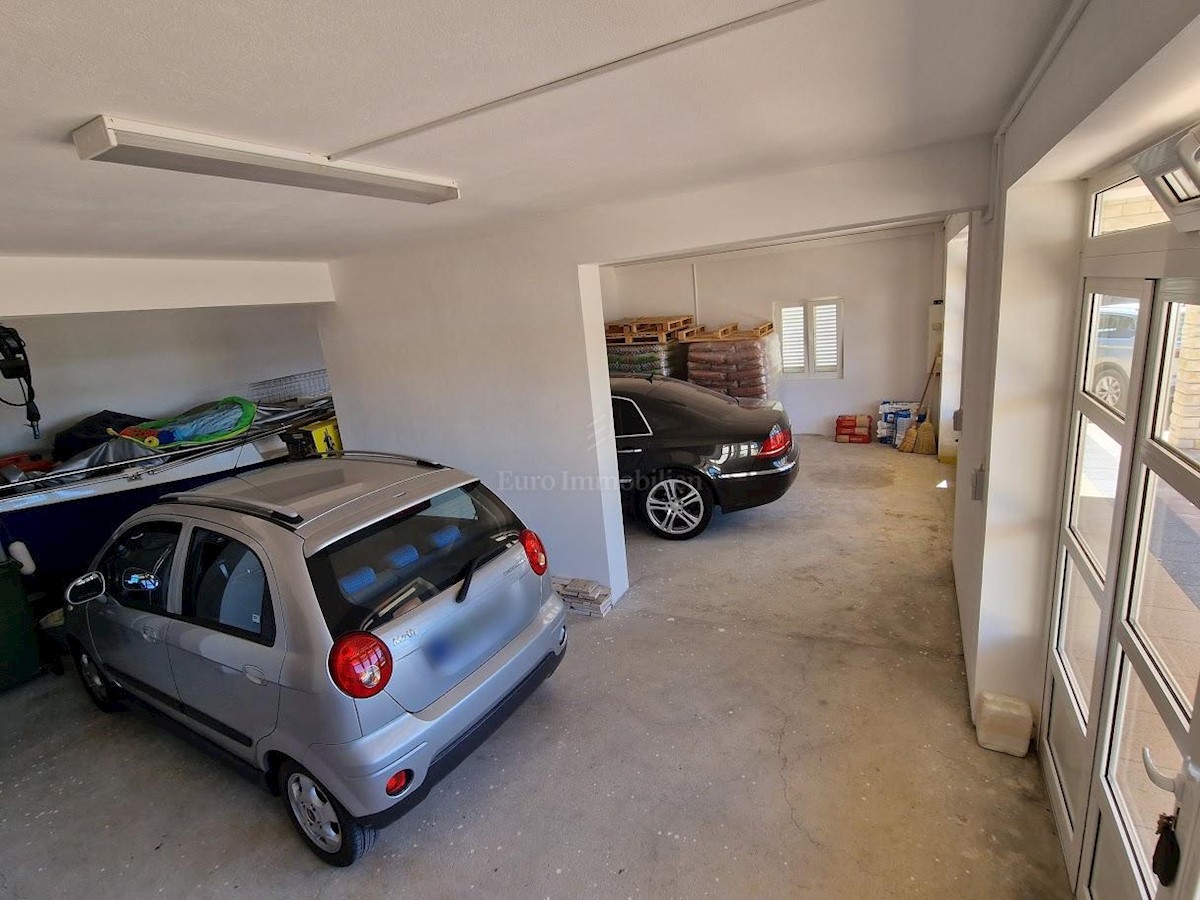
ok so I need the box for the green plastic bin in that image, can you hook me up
[0,560,39,691]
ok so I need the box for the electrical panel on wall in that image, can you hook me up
[1131,125,1200,233]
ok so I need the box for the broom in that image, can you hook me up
[899,352,941,455]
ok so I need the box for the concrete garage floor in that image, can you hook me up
[0,437,1070,899]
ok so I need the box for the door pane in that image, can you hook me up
[1092,179,1170,237]
[1071,416,1122,573]
[1047,679,1090,826]
[1131,471,1200,715]
[1156,302,1200,468]
[1109,657,1182,886]
[1085,293,1142,416]
[1059,554,1104,717]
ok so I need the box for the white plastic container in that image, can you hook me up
[976,691,1033,757]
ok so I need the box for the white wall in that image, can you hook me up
[321,138,991,596]
[0,304,326,452]
[0,257,333,317]
[603,228,940,434]
[949,2,1200,720]
[1002,0,1200,184]
[940,218,969,461]
[974,182,1081,718]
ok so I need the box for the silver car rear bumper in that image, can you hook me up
[303,595,567,819]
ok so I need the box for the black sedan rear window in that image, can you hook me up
[306,482,523,637]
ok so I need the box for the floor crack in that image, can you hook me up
[774,678,824,851]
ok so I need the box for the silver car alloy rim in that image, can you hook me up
[1094,373,1122,407]
[78,651,107,701]
[646,478,704,535]
[287,773,343,853]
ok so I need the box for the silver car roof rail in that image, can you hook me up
[322,450,444,469]
[158,492,305,527]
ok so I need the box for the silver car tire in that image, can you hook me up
[281,761,375,867]
[640,472,714,540]
[71,643,123,713]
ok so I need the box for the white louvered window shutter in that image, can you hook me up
[812,302,841,374]
[779,305,807,374]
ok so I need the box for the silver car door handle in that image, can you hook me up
[140,625,160,643]
[616,448,643,454]
[243,665,268,686]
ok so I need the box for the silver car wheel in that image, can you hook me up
[1094,373,1123,408]
[287,773,343,853]
[645,478,705,535]
[78,651,108,702]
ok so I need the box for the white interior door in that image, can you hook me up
[1045,276,1200,898]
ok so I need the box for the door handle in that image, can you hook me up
[140,625,160,643]
[1144,747,1188,798]
[242,665,268,686]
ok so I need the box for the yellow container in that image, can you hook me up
[303,418,342,455]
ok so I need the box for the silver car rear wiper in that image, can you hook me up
[455,542,513,603]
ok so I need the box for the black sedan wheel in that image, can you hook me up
[640,472,714,540]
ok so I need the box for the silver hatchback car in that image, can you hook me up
[64,453,568,866]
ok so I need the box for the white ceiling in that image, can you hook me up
[0,0,1065,259]
[1026,15,1200,184]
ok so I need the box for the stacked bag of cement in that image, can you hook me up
[876,400,921,444]
[685,333,782,400]
[606,341,687,379]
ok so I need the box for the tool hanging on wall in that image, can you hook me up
[0,325,40,439]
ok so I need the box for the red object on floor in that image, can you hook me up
[835,414,873,440]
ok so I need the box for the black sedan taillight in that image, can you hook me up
[756,424,792,458]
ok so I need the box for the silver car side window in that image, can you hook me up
[182,527,275,645]
[95,522,182,613]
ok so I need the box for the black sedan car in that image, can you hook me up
[610,375,799,539]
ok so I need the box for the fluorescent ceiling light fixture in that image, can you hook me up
[72,116,458,204]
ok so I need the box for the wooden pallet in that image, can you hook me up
[605,314,695,335]
[680,321,774,342]
[606,331,678,345]
[679,322,739,342]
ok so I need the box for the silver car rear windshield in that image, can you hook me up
[307,482,523,637]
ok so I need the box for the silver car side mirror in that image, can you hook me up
[66,571,106,606]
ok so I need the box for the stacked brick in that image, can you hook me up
[1169,304,1200,455]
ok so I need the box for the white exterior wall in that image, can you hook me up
[604,229,940,435]
[321,138,991,597]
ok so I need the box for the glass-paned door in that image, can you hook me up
[1042,280,1152,877]
[1055,277,1200,898]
